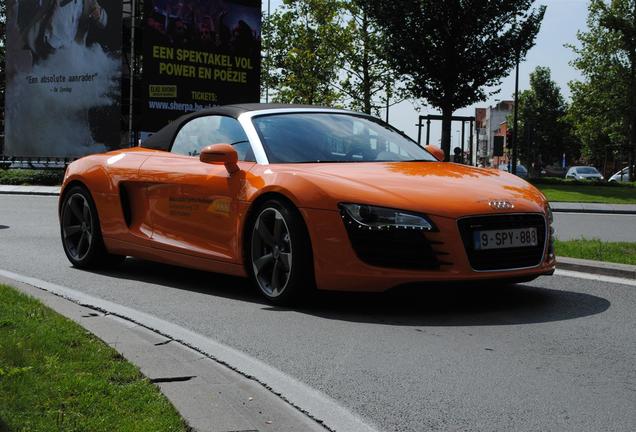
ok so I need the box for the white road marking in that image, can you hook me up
[555,269,636,287]
[0,268,379,432]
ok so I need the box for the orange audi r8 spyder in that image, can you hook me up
[59,104,555,304]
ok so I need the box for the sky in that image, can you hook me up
[262,0,591,145]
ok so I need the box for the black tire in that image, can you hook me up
[60,185,124,269]
[246,199,314,305]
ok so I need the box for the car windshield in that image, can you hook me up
[251,112,437,163]
[576,167,599,174]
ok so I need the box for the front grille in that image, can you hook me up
[457,214,546,271]
[341,213,439,270]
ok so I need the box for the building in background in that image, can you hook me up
[475,101,513,166]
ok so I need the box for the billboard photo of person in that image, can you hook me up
[4,0,122,157]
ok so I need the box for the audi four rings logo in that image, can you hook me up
[489,200,515,210]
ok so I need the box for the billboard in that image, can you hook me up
[4,0,123,157]
[142,0,261,131]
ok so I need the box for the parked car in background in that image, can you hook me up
[565,166,604,181]
[609,166,635,183]
[498,163,529,179]
[540,164,566,178]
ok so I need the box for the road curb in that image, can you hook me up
[0,269,377,432]
[550,202,636,215]
[0,190,60,196]
[557,256,636,280]
[0,186,61,196]
[551,207,636,215]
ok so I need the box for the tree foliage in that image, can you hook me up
[262,0,347,106]
[514,67,578,169]
[568,0,636,179]
[337,2,394,115]
[362,0,545,160]
[262,0,394,114]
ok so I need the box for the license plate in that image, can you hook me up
[473,227,538,250]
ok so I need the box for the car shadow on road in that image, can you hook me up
[87,258,610,327]
[286,282,611,326]
[85,258,265,304]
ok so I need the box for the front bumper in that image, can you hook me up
[300,208,556,292]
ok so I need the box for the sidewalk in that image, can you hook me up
[0,273,330,432]
[550,201,636,214]
[0,185,61,196]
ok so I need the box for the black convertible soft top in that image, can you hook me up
[141,103,333,151]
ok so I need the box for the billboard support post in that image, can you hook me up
[128,0,136,147]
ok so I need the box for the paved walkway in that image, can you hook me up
[0,185,61,196]
[550,201,636,214]
[1,272,330,432]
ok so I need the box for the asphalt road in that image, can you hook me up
[553,212,636,242]
[1,195,635,432]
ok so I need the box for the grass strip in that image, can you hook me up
[538,185,636,204]
[0,284,188,432]
[0,169,65,186]
[555,239,636,266]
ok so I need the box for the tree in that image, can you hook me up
[568,0,635,179]
[513,67,578,170]
[336,2,395,115]
[362,0,545,160]
[262,0,347,106]
[262,0,397,113]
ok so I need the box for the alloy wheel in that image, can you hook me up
[251,208,293,297]
[62,193,94,261]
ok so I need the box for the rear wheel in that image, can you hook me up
[248,200,313,305]
[60,185,124,268]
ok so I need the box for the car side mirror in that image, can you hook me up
[425,145,445,162]
[200,144,239,174]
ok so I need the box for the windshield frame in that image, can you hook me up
[237,109,435,165]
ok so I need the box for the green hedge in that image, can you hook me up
[0,169,65,186]
[529,177,636,188]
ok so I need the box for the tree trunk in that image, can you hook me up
[440,107,453,162]
[362,9,371,114]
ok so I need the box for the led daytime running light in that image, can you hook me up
[339,203,434,231]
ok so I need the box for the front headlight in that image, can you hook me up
[339,203,435,231]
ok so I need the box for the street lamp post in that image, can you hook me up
[511,49,520,176]
[265,0,271,103]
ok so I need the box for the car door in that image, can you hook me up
[620,167,628,182]
[139,115,256,263]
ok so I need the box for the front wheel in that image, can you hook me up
[248,200,313,305]
[60,185,124,268]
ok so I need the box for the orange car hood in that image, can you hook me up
[266,162,546,218]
